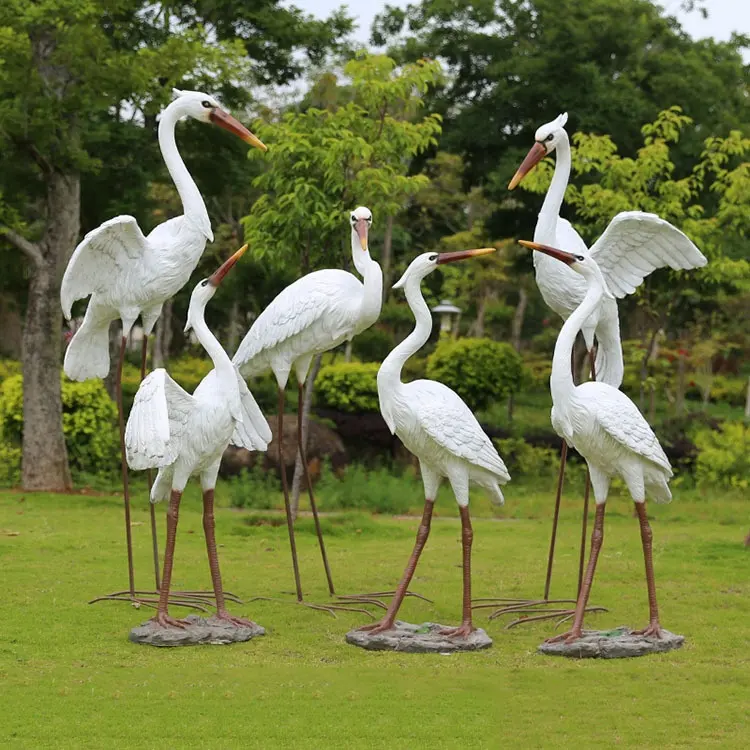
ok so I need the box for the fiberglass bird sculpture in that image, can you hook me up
[519,239,674,643]
[232,207,382,613]
[125,245,271,628]
[61,89,266,603]
[357,247,510,638]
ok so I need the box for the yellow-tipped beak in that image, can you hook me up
[518,239,576,265]
[436,247,496,264]
[354,218,369,251]
[209,108,267,152]
[208,244,248,286]
[508,142,547,189]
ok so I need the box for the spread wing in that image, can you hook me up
[125,369,195,471]
[408,380,510,482]
[230,370,272,452]
[589,212,707,298]
[61,216,150,318]
[233,270,361,372]
[583,383,672,475]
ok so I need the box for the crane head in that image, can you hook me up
[393,247,496,289]
[350,206,373,251]
[508,112,568,190]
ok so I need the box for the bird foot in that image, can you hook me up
[356,618,396,635]
[151,612,190,629]
[215,611,258,629]
[439,623,476,639]
[631,622,663,638]
[545,628,583,644]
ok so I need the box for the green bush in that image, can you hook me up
[0,439,21,486]
[426,337,523,411]
[0,374,119,477]
[694,422,750,490]
[227,464,278,509]
[493,437,578,483]
[0,359,21,384]
[315,362,380,413]
[351,326,394,363]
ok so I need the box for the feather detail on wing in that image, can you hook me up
[584,383,672,476]
[409,381,510,482]
[61,216,150,318]
[589,212,707,299]
[125,369,195,471]
[233,270,361,371]
[230,370,272,451]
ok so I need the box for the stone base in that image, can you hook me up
[129,614,265,647]
[345,620,492,653]
[538,626,684,659]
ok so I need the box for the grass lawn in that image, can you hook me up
[1,482,748,749]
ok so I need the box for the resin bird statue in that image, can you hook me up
[125,245,271,628]
[61,88,266,603]
[519,239,674,644]
[357,247,510,638]
[233,207,382,614]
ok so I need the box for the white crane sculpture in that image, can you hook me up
[357,248,510,638]
[520,239,673,643]
[501,113,706,616]
[233,207,382,613]
[61,89,266,605]
[125,245,271,628]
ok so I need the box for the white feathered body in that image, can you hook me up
[234,268,381,386]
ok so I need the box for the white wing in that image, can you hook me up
[61,216,150,318]
[233,270,362,372]
[230,370,272,452]
[125,369,195,470]
[581,382,672,475]
[556,217,588,255]
[408,380,510,482]
[589,212,707,299]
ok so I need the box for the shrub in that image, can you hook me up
[315,362,380,413]
[694,422,750,490]
[351,326,394,363]
[493,437,573,482]
[0,374,119,477]
[228,464,278,509]
[426,337,523,411]
[0,359,21,384]
[0,440,21,486]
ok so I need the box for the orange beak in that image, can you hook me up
[508,141,548,189]
[518,240,576,265]
[209,108,267,152]
[436,247,496,264]
[354,218,369,251]
[208,244,248,286]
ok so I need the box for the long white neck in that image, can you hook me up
[191,304,236,394]
[550,270,604,405]
[535,131,571,243]
[351,229,383,328]
[158,104,212,241]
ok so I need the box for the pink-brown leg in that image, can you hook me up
[152,489,188,628]
[440,505,475,638]
[631,502,663,638]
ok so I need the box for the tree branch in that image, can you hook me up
[0,226,44,269]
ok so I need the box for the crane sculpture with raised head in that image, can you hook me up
[233,207,383,615]
[61,89,267,609]
[519,239,674,644]
[125,245,271,629]
[357,247,510,638]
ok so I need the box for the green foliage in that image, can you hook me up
[315,362,380,413]
[227,464,278,510]
[426,337,523,411]
[351,327,394,363]
[0,374,118,476]
[493,437,573,483]
[694,422,750,490]
[0,439,21,486]
[0,359,21,383]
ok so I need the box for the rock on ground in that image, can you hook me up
[538,626,684,659]
[346,620,492,653]
[129,615,265,648]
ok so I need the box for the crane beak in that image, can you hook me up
[354,218,369,251]
[208,244,248,286]
[209,108,267,152]
[508,142,547,189]
[518,240,576,265]
[436,247,496,264]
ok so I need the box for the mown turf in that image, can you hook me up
[0,483,748,749]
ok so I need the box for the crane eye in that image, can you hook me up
[350,215,356,222]
[201,279,209,286]
[575,255,585,262]
[546,133,554,142]
[202,100,212,109]
[429,254,438,262]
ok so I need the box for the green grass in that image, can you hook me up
[1,483,748,749]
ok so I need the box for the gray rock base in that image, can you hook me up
[129,614,265,648]
[345,620,492,653]
[538,626,684,659]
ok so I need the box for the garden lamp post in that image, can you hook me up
[431,300,461,337]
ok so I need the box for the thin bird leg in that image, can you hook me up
[546,503,606,644]
[440,505,476,638]
[297,382,335,596]
[631,502,663,638]
[152,490,189,628]
[544,441,567,600]
[357,499,434,634]
[578,471,591,597]
[141,334,161,591]
[202,488,256,627]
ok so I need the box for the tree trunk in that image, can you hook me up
[675,352,686,417]
[290,354,323,519]
[153,298,173,369]
[21,171,79,491]
[381,214,394,302]
[103,321,120,400]
[511,287,528,352]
